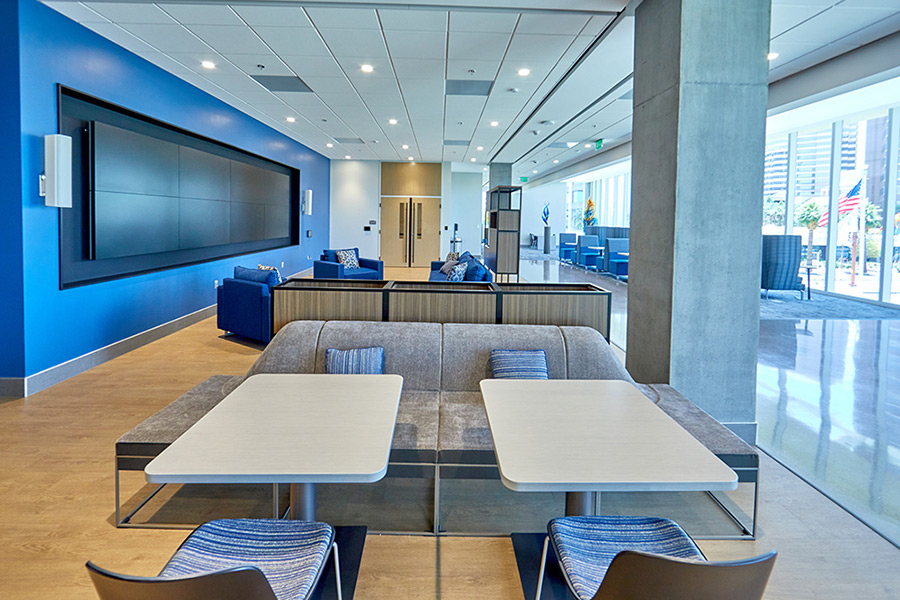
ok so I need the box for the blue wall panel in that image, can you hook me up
[0,1,24,379]
[14,0,330,378]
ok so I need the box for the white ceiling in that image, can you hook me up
[41,0,900,183]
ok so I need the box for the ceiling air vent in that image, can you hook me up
[443,140,470,146]
[445,80,493,96]
[334,137,365,144]
[251,75,313,93]
[548,142,571,149]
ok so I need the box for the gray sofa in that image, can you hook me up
[116,320,757,537]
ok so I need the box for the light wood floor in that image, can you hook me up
[1,302,899,598]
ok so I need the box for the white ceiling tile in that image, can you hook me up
[506,34,574,62]
[275,92,328,109]
[254,27,330,57]
[120,23,210,53]
[84,2,174,24]
[581,15,616,37]
[231,5,312,28]
[303,77,357,94]
[446,59,501,80]
[353,78,402,96]
[399,78,445,96]
[361,90,405,108]
[306,7,379,29]
[158,4,243,26]
[378,9,447,32]
[770,5,828,38]
[42,2,108,23]
[167,52,243,76]
[82,22,156,53]
[450,11,518,33]
[320,29,387,57]
[516,13,590,35]
[201,73,267,92]
[228,89,281,105]
[224,53,294,76]
[449,31,511,61]
[337,57,394,78]
[773,6,898,44]
[384,30,446,59]
[393,58,445,80]
[187,25,270,55]
[495,60,556,83]
[280,55,344,78]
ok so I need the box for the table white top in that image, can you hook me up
[480,379,737,493]
[146,374,403,485]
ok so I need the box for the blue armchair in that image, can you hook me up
[761,235,804,298]
[575,235,602,269]
[313,247,383,280]
[605,237,629,278]
[558,233,577,262]
[217,266,279,343]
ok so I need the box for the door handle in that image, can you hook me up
[410,200,416,265]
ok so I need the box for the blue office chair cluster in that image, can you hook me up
[88,518,343,600]
[535,515,776,600]
[558,232,630,280]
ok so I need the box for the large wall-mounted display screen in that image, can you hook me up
[58,87,299,288]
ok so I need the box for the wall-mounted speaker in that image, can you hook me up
[41,134,73,208]
[302,189,313,216]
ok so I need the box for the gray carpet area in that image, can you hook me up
[519,245,900,321]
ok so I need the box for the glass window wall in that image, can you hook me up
[792,127,833,291]
[763,135,788,231]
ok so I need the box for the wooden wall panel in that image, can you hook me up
[381,162,442,197]
[388,291,495,324]
[501,293,609,338]
[273,289,383,332]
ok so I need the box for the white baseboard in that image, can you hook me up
[0,305,216,398]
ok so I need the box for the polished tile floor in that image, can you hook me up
[519,249,900,549]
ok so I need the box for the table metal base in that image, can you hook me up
[565,491,597,516]
[290,483,316,520]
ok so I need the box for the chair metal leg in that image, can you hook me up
[331,542,343,600]
[535,536,549,600]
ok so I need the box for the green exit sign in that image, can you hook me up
[520,176,528,183]
[595,139,604,150]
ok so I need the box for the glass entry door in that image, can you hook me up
[380,196,440,267]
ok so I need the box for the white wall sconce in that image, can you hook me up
[40,134,73,208]
[302,189,313,216]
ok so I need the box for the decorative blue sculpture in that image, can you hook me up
[541,203,550,226]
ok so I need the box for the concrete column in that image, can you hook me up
[626,0,770,442]
[489,163,511,189]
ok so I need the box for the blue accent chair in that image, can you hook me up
[87,519,342,600]
[314,247,383,280]
[558,233,577,262]
[575,235,602,269]
[605,237,629,278]
[217,266,279,343]
[761,235,804,298]
[535,515,776,600]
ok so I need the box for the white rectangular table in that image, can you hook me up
[146,373,403,521]
[480,379,737,516]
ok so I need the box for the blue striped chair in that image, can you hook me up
[87,519,342,600]
[535,515,776,600]
[761,235,804,298]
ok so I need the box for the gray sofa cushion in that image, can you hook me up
[636,383,758,469]
[247,320,325,376]
[392,390,439,463]
[438,391,495,464]
[314,321,442,391]
[116,375,242,457]
[560,326,634,382]
[441,323,567,391]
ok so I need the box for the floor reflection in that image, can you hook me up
[758,319,900,547]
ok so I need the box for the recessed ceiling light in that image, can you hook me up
[361,64,374,73]
[326,143,334,148]
[490,121,499,127]
[483,167,487,171]
[345,155,351,159]
[286,116,296,123]
[517,68,531,77]
[553,160,559,164]
[585,143,592,148]
[767,52,779,61]
[532,170,538,174]
[470,158,477,162]
[408,156,414,161]
[566,142,578,148]
[201,60,216,70]
[402,144,409,150]
[476,146,483,151]
[388,118,398,125]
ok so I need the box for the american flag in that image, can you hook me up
[817,179,862,227]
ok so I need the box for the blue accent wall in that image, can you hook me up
[0,1,24,379]
[9,0,330,379]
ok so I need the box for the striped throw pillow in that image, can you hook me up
[490,349,549,379]
[325,347,384,374]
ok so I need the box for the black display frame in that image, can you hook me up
[57,86,300,289]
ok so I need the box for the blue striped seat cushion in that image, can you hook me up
[325,346,384,374]
[490,349,549,379]
[549,516,705,600]
[159,519,334,600]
